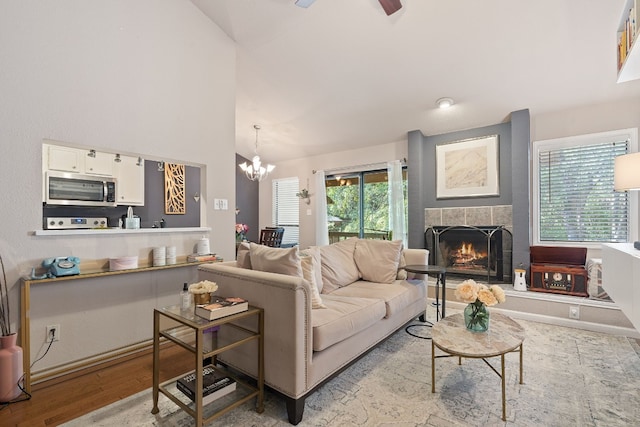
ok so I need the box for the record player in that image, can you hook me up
[529,246,589,297]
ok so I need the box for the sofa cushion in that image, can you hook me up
[329,279,426,318]
[249,243,302,277]
[301,255,327,309]
[311,294,385,351]
[318,239,361,293]
[236,242,252,269]
[354,239,403,284]
[300,246,324,293]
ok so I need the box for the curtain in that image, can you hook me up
[387,160,407,247]
[314,170,329,246]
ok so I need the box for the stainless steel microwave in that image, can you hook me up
[45,171,117,207]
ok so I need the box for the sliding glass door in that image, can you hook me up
[325,169,406,243]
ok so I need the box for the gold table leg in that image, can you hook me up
[431,340,435,393]
[501,354,506,421]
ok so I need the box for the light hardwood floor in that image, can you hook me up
[1,343,193,426]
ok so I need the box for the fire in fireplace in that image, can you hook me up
[425,225,513,283]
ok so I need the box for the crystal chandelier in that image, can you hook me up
[239,124,275,182]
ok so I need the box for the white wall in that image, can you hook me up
[0,0,236,371]
[259,140,408,248]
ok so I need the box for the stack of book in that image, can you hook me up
[176,365,236,405]
[187,253,221,262]
[195,296,248,320]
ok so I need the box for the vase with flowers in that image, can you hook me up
[454,279,506,332]
[0,254,24,402]
[189,280,218,305]
[235,223,249,243]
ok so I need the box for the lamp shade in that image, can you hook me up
[614,152,640,191]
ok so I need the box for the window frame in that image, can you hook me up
[271,176,300,246]
[532,128,638,249]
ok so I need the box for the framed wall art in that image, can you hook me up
[436,135,499,199]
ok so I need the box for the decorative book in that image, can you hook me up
[194,296,248,320]
[187,253,220,262]
[176,365,236,405]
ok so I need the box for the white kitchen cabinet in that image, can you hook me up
[114,155,145,206]
[47,145,82,173]
[85,150,114,176]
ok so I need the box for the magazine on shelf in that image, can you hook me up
[176,365,236,405]
[194,296,249,320]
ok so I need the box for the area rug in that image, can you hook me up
[62,315,640,426]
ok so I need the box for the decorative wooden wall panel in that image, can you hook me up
[164,163,185,214]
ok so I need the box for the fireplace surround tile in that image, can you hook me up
[466,206,492,225]
[441,208,465,226]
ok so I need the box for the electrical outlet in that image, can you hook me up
[569,306,580,320]
[46,324,60,342]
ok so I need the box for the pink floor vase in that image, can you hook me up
[0,333,23,402]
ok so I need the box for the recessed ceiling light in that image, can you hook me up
[436,97,454,109]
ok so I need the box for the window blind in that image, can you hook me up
[272,177,299,245]
[538,140,629,243]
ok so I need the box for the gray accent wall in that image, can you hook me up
[235,154,259,243]
[407,109,531,272]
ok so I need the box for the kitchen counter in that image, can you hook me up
[33,226,211,236]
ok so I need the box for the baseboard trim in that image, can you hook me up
[445,300,640,339]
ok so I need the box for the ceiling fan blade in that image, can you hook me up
[295,0,316,8]
[378,0,402,16]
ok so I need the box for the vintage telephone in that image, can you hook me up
[31,256,81,279]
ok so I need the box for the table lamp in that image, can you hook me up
[614,152,640,249]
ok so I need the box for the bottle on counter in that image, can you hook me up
[180,282,192,311]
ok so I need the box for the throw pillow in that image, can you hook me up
[354,239,403,284]
[236,242,252,269]
[301,255,327,309]
[397,252,408,280]
[300,246,324,293]
[318,238,361,293]
[249,243,302,277]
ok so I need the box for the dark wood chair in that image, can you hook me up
[259,227,284,247]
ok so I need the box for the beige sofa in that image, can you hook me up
[197,239,428,424]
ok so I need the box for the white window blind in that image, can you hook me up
[272,177,299,245]
[536,136,629,243]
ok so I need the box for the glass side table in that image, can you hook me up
[151,304,264,427]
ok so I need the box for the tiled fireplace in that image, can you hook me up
[425,205,513,283]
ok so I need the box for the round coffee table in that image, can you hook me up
[431,312,525,421]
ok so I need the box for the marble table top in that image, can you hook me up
[432,312,525,358]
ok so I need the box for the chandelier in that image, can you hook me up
[239,124,275,182]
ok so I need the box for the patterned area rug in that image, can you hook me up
[62,314,640,426]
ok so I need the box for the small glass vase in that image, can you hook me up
[464,302,490,332]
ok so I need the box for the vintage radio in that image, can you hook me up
[529,246,589,297]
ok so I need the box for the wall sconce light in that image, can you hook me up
[136,156,143,166]
[114,153,121,163]
[193,192,200,203]
[157,162,164,172]
[296,188,311,205]
[87,149,96,158]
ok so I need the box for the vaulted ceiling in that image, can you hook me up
[192,0,640,163]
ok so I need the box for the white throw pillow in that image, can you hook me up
[318,238,361,293]
[236,242,252,269]
[354,239,403,284]
[300,246,324,293]
[249,243,302,277]
[301,255,327,309]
